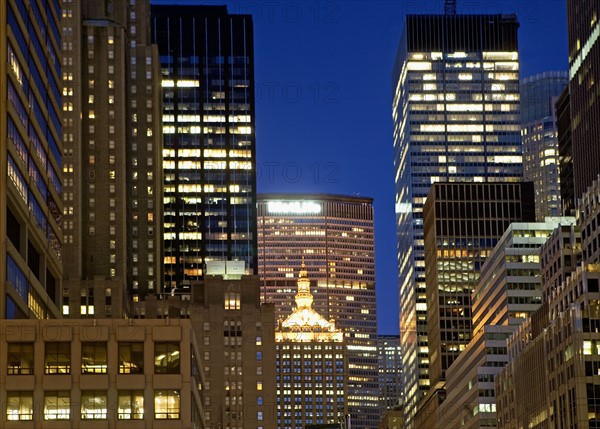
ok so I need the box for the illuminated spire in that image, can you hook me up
[295,258,314,309]
[276,259,343,341]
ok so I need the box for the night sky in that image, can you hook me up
[155,0,568,334]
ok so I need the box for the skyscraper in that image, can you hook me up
[392,14,522,423]
[556,85,575,215]
[423,182,534,386]
[378,335,403,413]
[567,0,600,198]
[151,6,257,290]
[521,71,568,220]
[440,217,575,428]
[61,0,163,317]
[275,265,347,429]
[257,194,379,429]
[2,0,63,319]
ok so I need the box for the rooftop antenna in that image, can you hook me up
[445,0,456,15]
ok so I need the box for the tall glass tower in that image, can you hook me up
[392,14,522,425]
[521,71,568,220]
[2,0,63,319]
[151,6,257,290]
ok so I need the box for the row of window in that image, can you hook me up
[6,390,179,421]
[7,341,180,375]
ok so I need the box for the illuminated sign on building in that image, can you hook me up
[267,201,322,214]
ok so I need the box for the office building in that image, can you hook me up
[190,275,277,429]
[497,262,600,429]
[567,0,600,198]
[378,410,404,429]
[557,86,575,215]
[392,13,522,422]
[61,0,163,316]
[0,318,206,427]
[497,175,600,429]
[275,264,347,429]
[151,5,257,289]
[439,217,575,429]
[423,182,534,387]
[521,71,568,219]
[2,0,63,319]
[257,194,378,429]
[378,335,403,413]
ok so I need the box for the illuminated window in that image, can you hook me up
[81,391,107,419]
[224,292,241,310]
[154,390,180,419]
[44,342,71,374]
[6,392,33,421]
[118,391,144,420]
[7,343,34,375]
[154,343,180,374]
[118,342,144,373]
[82,342,108,374]
[44,391,70,420]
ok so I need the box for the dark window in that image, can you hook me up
[7,343,34,375]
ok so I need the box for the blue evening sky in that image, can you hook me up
[155,0,568,334]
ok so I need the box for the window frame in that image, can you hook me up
[154,342,180,374]
[118,342,144,374]
[81,342,108,374]
[44,342,71,374]
[154,390,181,420]
[7,342,34,375]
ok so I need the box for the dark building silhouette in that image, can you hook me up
[557,85,574,215]
[567,0,600,198]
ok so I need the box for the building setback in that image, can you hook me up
[257,194,379,429]
[423,181,534,389]
[151,5,258,289]
[392,14,523,424]
[439,217,575,429]
[61,0,163,317]
[2,0,63,319]
[417,182,535,428]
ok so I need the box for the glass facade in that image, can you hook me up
[2,0,63,319]
[392,15,523,424]
[378,335,403,413]
[521,71,569,220]
[151,6,257,290]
